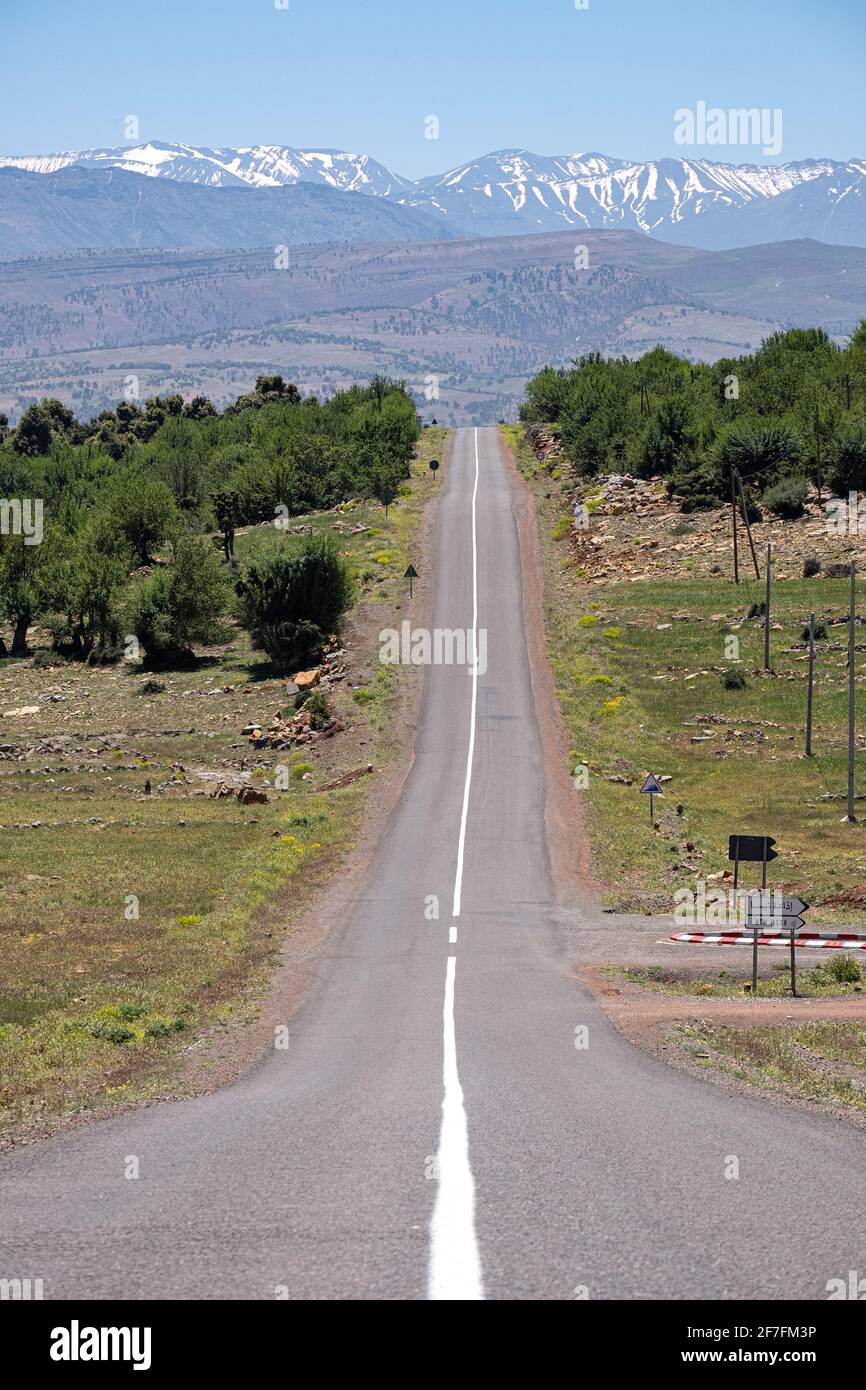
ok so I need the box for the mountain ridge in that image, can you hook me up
[3,139,866,247]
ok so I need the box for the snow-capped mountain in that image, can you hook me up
[0,140,413,196]
[2,141,865,248]
[403,149,866,241]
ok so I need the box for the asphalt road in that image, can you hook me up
[1,426,863,1301]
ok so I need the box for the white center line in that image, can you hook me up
[428,428,484,1301]
[428,955,484,1300]
[451,426,480,919]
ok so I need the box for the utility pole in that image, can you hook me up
[846,559,857,822]
[764,543,772,671]
[805,612,815,757]
[731,470,739,584]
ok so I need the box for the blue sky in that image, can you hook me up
[3,0,864,175]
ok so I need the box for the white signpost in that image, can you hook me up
[742,892,810,995]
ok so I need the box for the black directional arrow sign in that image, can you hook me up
[404,564,418,598]
[728,834,778,864]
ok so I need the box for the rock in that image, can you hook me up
[238,786,269,805]
[293,668,321,691]
[319,764,374,792]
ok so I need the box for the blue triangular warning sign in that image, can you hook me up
[640,773,663,796]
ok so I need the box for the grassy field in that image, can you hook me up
[0,428,448,1137]
[501,424,866,923]
[615,956,866,999]
[674,1018,866,1112]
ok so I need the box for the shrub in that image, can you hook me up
[236,534,354,670]
[88,1021,134,1044]
[145,1020,186,1038]
[802,621,827,641]
[32,649,61,668]
[721,668,747,690]
[803,557,821,577]
[827,428,866,495]
[762,477,807,519]
[128,536,230,665]
[305,689,332,728]
[824,954,862,984]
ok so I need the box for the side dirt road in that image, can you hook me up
[501,422,866,1124]
[0,428,450,1148]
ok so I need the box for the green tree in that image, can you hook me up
[128,535,230,665]
[95,474,178,565]
[236,534,354,670]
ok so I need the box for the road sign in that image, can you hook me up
[429,459,440,472]
[740,890,810,997]
[404,564,418,598]
[743,893,808,925]
[535,450,546,462]
[640,772,663,823]
[728,834,777,863]
[746,912,806,932]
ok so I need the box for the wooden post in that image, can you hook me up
[764,543,772,670]
[805,612,815,757]
[847,559,857,823]
[731,470,739,584]
[735,471,761,579]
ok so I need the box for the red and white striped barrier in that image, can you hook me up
[672,930,866,949]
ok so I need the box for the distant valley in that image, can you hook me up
[2,230,863,425]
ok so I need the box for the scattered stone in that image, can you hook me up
[319,764,374,792]
[238,786,268,805]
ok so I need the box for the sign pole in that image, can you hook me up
[790,925,797,997]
